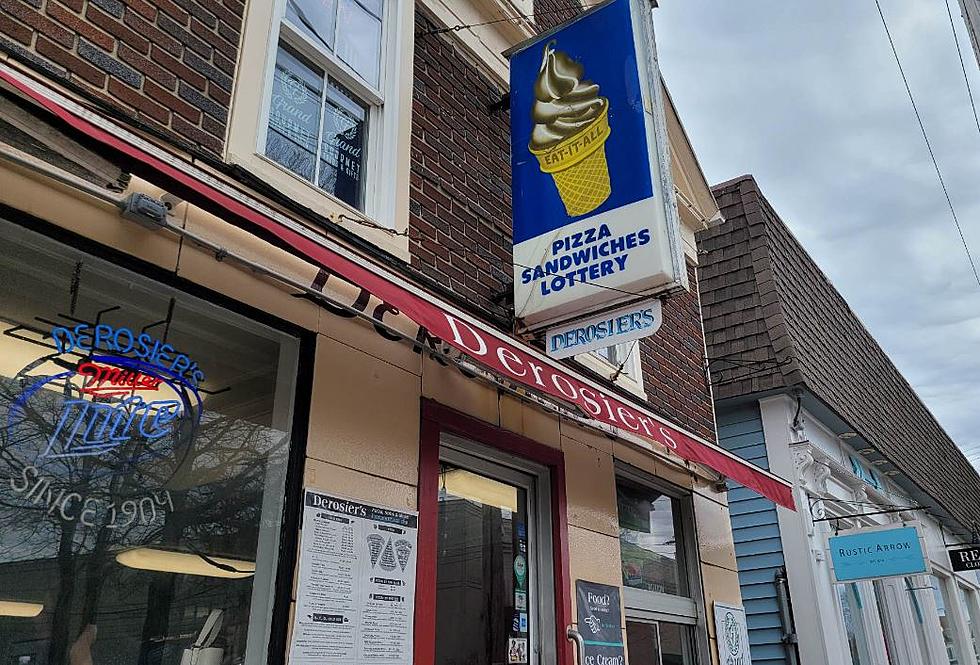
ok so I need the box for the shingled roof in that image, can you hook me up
[699,174,980,531]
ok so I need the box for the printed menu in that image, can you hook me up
[288,490,418,664]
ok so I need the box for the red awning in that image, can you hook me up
[0,63,795,510]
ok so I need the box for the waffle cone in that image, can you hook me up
[530,100,611,217]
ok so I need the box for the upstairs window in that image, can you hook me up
[267,0,384,210]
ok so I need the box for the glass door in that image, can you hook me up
[433,440,553,665]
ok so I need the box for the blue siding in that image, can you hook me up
[717,404,790,665]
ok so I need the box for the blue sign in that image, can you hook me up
[829,526,929,582]
[546,298,662,359]
[508,0,685,330]
[510,0,650,242]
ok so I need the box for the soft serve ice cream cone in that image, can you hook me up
[529,41,611,217]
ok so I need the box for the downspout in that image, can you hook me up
[775,566,801,665]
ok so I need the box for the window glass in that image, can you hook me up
[0,220,297,665]
[285,0,338,50]
[907,578,933,665]
[617,478,685,596]
[435,462,532,665]
[625,620,695,665]
[958,585,980,664]
[838,583,874,665]
[266,45,366,208]
[318,81,366,206]
[335,0,382,87]
[267,45,323,182]
[936,577,964,664]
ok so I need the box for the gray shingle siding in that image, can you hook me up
[701,174,980,534]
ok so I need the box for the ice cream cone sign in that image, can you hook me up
[507,0,686,330]
[529,41,612,217]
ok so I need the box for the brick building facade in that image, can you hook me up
[0,1,778,663]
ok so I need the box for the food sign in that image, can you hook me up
[507,0,685,331]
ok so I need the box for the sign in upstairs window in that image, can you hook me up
[267,44,367,209]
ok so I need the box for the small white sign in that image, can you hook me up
[714,602,752,665]
[545,299,662,359]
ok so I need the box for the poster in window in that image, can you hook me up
[288,490,418,665]
[575,580,625,665]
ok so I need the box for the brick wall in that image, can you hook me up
[0,0,238,154]
[410,9,716,441]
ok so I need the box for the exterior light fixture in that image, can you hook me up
[116,548,255,579]
[0,601,44,617]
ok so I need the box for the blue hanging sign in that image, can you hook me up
[828,524,930,583]
[507,0,685,331]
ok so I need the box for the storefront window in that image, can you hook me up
[625,620,696,665]
[936,576,964,665]
[907,578,933,664]
[434,441,552,665]
[958,585,980,665]
[617,477,686,596]
[837,583,875,665]
[0,221,298,664]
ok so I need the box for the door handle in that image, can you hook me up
[566,626,586,665]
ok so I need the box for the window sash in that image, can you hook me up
[280,12,385,106]
[615,463,705,625]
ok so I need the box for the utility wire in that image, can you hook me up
[874,0,980,289]
[944,0,980,138]
[417,2,602,37]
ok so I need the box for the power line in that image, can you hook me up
[873,0,980,289]
[944,0,980,138]
[417,2,602,37]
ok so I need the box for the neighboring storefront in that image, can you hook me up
[700,175,980,665]
[0,2,791,663]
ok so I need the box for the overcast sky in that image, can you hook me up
[654,1,980,467]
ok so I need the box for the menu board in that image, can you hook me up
[288,490,418,665]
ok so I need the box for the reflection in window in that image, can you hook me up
[272,0,382,211]
[907,578,933,665]
[0,221,297,664]
[957,585,980,665]
[266,45,366,208]
[625,620,695,665]
[936,577,964,664]
[617,478,685,596]
[837,583,875,665]
[435,463,530,665]
[285,0,382,86]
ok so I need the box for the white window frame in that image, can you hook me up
[576,340,645,397]
[615,462,710,664]
[227,0,414,259]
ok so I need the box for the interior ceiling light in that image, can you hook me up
[0,600,44,617]
[442,469,518,512]
[116,548,255,579]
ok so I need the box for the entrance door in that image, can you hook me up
[433,438,555,665]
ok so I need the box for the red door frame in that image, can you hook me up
[415,398,572,665]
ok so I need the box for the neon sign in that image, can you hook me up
[77,360,163,396]
[51,323,205,387]
[7,329,204,466]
